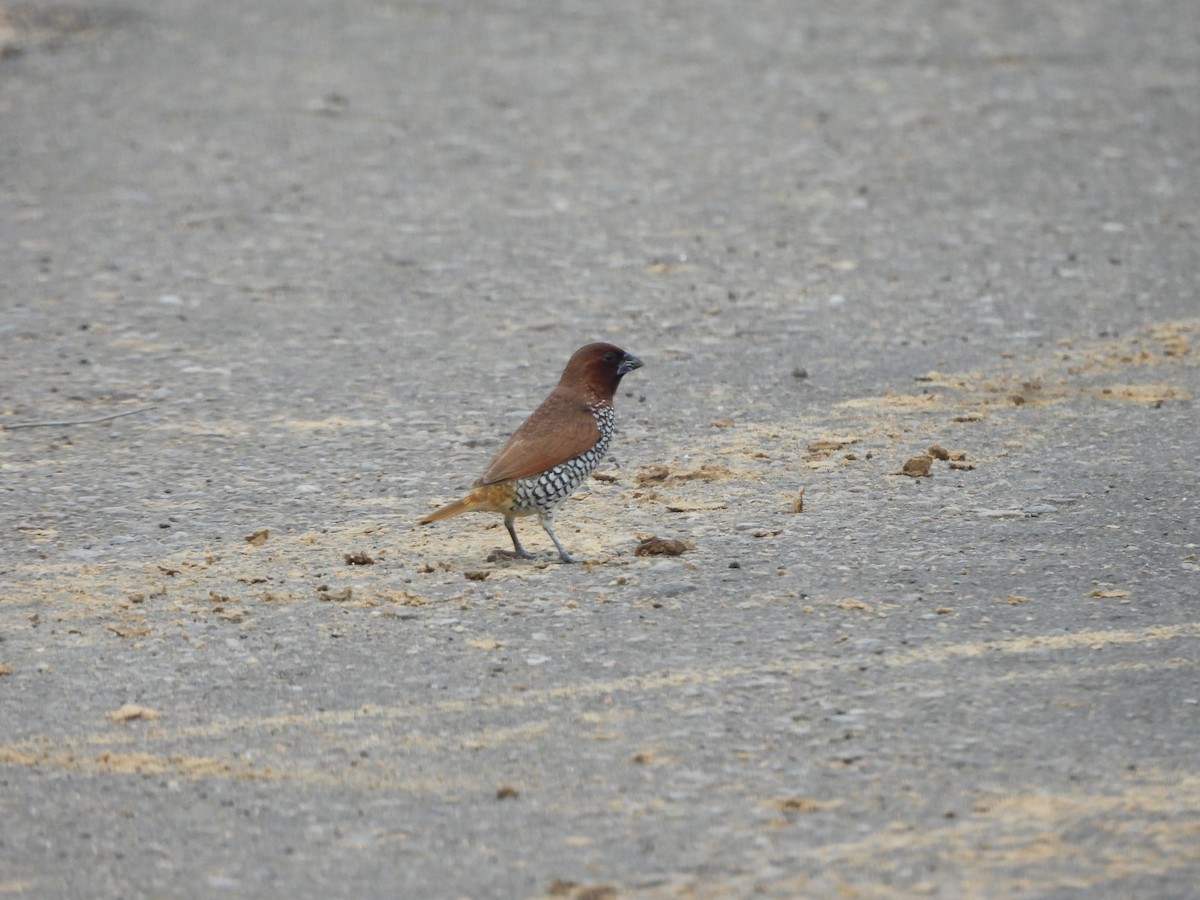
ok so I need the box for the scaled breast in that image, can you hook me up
[513,405,615,514]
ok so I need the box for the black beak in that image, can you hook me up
[618,352,643,376]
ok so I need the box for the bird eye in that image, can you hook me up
[603,351,617,363]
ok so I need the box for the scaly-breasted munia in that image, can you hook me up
[419,342,643,563]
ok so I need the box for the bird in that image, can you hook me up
[419,342,643,563]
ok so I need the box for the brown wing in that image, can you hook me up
[476,388,601,485]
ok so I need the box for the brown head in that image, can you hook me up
[559,342,643,404]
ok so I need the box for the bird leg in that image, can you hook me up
[488,515,536,560]
[538,511,579,564]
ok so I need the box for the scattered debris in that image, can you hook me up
[670,463,731,483]
[636,462,737,486]
[107,620,151,638]
[808,437,859,455]
[545,880,616,900]
[316,585,353,602]
[343,552,375,566]
[634,536,691,557]
[244,528,269,547]
[665,501,727,512]
[772,796,836,813]
[897,455,933,477]
[635,463,670,485]
[107,703,160,723]
[464,570,490,581]
[895,444,974,476]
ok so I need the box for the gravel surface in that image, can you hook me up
[2,1,1198,897]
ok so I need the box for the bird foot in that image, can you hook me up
[487,547,537,562]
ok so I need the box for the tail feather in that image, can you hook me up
[418,495,475,524]
[419,484,507,524]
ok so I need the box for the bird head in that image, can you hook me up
[561,342,643,402]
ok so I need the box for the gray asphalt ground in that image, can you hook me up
[2,1,1198,897]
